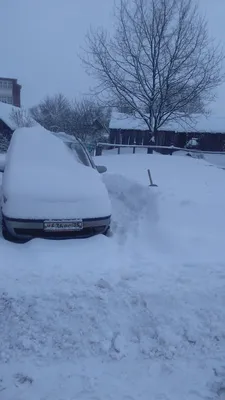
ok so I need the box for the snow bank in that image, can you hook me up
[99,153,225,262]
[2,126,111,219]
[103,173,159,246]
[204,153,225,168]
[1,152,225,399]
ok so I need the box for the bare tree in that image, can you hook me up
[70,98,110,144]
[30,93,71,133]
[10,108,36,128]
[0,133,10,152]
[30,94,110,145]
[83,0,224,139]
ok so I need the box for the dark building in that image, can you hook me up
[109,111,225,152]
[0,77,21,107]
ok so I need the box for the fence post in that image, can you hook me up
[118,146,121,155]
[133,146,136,154]
[95,145,102,156]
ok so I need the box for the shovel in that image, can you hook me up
[147,169,158,187]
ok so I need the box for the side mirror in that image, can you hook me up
[96,165,107,174]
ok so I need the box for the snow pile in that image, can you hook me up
[204,153,225,168]
[1,153,225,399]
[103,173,159,249]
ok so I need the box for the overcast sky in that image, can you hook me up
[0,0,225,112]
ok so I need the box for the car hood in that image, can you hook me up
[2,165,111,219]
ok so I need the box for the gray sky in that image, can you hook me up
[0,0,225,112]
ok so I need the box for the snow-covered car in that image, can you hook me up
[1,126,111,242]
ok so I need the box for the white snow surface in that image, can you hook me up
[1,153,225,399]
[2,126,111,219]
[109,111,149,131]
[0,101,38,131]
[0,102,21,130]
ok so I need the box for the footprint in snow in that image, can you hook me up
[14,373,33,386]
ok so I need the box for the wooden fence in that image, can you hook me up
[95,142,225,156]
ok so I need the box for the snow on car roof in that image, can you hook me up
[5,126,86,175]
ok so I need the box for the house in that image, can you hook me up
[0,77,21,107]
[162,115,225,151]
[109,111,225,152]
[109,111,150,145]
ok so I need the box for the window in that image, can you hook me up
[0,97,13,104]
[0,80,13,89]
[65,142,92,167]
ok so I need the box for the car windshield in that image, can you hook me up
[65,141,91,167]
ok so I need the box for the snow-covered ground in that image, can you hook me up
[1,153,225,400]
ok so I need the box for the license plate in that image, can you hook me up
[44,219,83,232]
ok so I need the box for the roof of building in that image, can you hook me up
[162,115,225,134]
[109,111,225,134]
[109,111,149,131]
[0,102,37,130]
[0,77,19,82]
[0,102,20,130]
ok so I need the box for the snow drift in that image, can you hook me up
[1,152,225,399]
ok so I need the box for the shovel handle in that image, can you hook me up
[147,169,153,185]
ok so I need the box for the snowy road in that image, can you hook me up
[1,153,225,399]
